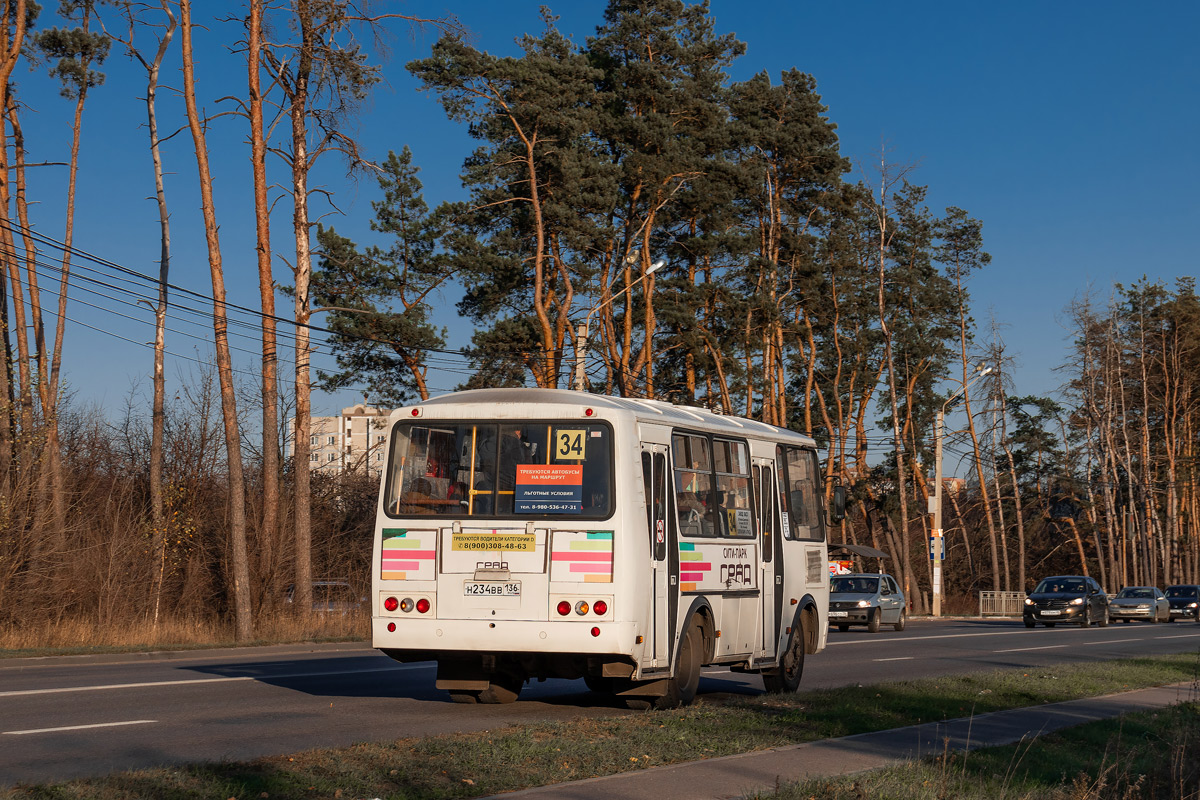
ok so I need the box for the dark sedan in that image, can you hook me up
[1023,575,1109,628]
[1166,585,1200,621]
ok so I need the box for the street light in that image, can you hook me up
[931,363,993,617]
[573,257,665,392]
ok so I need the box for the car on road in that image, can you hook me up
[1108,586,1169,623]
[1165,585,1200,621]
[285,580,365,614]
[829,573,906,632]
[1023,575,1109,628]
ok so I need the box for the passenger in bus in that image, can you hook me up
[676,491,705,536]
[398,478,436,515]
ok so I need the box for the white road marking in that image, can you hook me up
[994,644,1070,653]
[4,720,157,736]
[873,657,914,662]
[1155,634,1200,640]
[0,664,427,699]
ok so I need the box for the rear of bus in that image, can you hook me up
[371,398,640,702]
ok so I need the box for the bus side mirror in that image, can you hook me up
[829,486,847,524]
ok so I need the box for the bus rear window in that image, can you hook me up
[384,421,612,519]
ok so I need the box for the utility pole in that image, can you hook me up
[573,258,664,392]
[932,364,992,617]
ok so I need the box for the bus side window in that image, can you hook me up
[755,465,774,562]
[656,454,667,558]
[642,452,654,547]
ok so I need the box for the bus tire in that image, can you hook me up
[478,671,523,704]
[655,618,703,709]
[762,617,805,694]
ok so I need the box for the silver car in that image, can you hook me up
[1108,586,1169,623]
[828,573,906,632]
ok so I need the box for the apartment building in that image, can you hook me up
[293,404,391,474]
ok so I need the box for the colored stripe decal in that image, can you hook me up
[586,531,613,540]
[583,574,611,583]
[551,551,611,562]
[680,582,697,592]
[382,539,423,550]
[381,561,423,571]
[680,552,703,561]
[382,550,435,560]
[569,563,613,574]
[381,572,407,580]
[679,542,695,551]
[567,541,612,552]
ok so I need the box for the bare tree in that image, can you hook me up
[103,0,176,628]
[179,0,252,641]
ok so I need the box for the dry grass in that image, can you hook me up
[0,612,368,657]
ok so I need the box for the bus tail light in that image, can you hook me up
[384,596,399,612]
[593,600,608,616]
[399,598,414,613]
[590,627,600,637]
[387,622,396,632]
[575,601,589,616]
[557,601,571,616]
[416,598,431,614]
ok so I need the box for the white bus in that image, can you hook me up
[371,388,843,708]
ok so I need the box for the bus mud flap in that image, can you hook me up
[436,661,490,691]
[614,678,669,697]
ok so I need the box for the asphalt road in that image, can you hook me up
[3,617,1199,787]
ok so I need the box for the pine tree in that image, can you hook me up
[313,148,449,404]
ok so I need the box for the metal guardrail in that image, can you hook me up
[979,591,1026,616]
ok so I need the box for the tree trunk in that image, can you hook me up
[248,0,280,602]
[180,0,253,641]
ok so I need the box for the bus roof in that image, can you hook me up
[391,388,816,446]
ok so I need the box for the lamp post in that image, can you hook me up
[573,258,664,392]
[932,363,993,617]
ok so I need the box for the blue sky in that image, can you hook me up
[14,1,1199,421]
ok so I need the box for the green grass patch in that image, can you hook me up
[4,653,1198,800]
[763,702,1200,799]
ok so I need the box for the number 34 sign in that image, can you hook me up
[555,429,587,460]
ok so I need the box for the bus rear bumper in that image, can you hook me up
[372,617,640,658]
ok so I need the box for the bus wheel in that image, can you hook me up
[478,671,523,704]
[655,618,703,709]
[762,618,805,694]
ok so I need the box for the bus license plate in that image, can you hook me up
[464,581,521,597]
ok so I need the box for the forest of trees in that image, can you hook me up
[1,0,1197,640]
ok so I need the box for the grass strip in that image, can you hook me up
[3,652,1198,800]
[760,701,1200,799]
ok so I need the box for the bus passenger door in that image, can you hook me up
[641,445,674,668]
[753,460,781,661]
